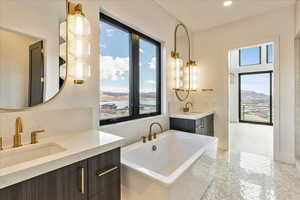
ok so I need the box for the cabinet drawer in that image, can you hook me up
[88,148,120,200]
[0,168,59,200]
[170,118,196,133]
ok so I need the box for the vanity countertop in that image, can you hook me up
[0,130,125,189]
[169,111,214,120]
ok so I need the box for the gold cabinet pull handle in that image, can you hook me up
[97,166,118,177]
[0,137,3,151]
[80,167,85,194]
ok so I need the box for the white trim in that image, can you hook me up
[295,37,300,163]
[99,114,167,128]
[296,159,300,174]
[225,36,280,162]
[276,152,296,164]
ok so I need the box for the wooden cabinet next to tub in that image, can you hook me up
[0,148,120,200]
[170,113,214,136]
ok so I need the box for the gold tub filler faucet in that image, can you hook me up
[141,122,163,143]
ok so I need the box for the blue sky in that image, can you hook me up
[100,21,157,93]
[241,73,270,95]
[100,20,273,95]
[239,45,273,95]
[240,47,261,66]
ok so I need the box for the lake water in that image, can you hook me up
[100,100,156,109]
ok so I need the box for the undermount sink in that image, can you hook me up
[182,112,202,115]
[0,143,66,170]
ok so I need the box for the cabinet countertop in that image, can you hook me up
[169,112,214,120]
[0,130,125,189]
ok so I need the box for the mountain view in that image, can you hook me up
[240,90,271,123]
[100,91,157,120]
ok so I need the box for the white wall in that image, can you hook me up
[191,6,296,163]
[0,29,38,108]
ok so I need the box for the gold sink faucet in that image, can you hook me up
[148,122,163,141]
[13,117,23,148]
[183,102,193,113]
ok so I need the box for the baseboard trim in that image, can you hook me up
[275,152,295,164]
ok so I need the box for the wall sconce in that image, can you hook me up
[172,23,199,101]
[67,1,91,84]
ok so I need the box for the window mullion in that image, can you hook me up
[131,33,140,117]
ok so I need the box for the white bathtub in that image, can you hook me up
[121,130,218,200]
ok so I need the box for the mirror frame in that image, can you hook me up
[0,0,69,111]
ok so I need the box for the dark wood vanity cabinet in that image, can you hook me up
[88,148,120,200]
[0,148,120,200]
[170,114,214,136]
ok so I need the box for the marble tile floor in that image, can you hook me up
[201,150,300,200]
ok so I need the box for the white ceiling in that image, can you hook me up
[154,0,296,32]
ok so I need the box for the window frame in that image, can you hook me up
[100,13,162,126]
[266,44,273,64]
[238,71,273,126]
[239,46,262,67]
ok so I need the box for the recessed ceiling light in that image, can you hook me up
[224,0,233,7]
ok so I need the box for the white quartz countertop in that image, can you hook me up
[0,130,125,189]
[169,112,214,120]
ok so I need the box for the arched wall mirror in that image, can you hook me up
[0,0,67,110]
[172,24,198,102]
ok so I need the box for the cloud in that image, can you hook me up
[105,28,114,37]
[148,57,156,69]
[147,80,156,84]
[101,86,129,93]
[101,86,155,94]
[100,56,129,81]
[106,29,114,33]
[140,88,156,93]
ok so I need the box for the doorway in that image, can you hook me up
[228,43,274,158]
[29,40,44,106]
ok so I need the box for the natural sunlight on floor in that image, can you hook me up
[229,123,273,158]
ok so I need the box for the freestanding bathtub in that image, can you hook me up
[121,130,218,200]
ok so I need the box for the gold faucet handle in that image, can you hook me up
[183,107,189,112]
[141,136,147,143]
[0,137,3,151]
[31,130,45,144]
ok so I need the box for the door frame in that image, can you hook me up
[225,36,280,161]
[29,40,44,106]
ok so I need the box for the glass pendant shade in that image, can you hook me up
[68,4,91,84]
[68,14,91,37]
[184,65,198,91]
[175,57,184,89]
[69,37,91,58]
[70,61,91,82]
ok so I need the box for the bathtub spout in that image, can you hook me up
[148,122,163,141]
